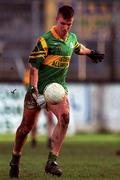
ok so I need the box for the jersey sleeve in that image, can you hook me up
[73,34,81,54]
[29,37,48,68]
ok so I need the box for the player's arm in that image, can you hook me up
[28,64,46,108]
[28,36,48,93]
[28,37,48,107]
[78,44,91,55]
[76,44,104,63]
[29,64,38,91]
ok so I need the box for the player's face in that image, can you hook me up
[56,15,74,38]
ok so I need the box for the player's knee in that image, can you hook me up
[61,113,69,128]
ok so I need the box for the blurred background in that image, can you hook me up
[0,0,120,135]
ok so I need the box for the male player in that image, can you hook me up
[9,5,104,178]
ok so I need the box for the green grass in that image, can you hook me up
[0,133,120,142]
[0,134,120,180]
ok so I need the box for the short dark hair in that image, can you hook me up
[57,5,74,19]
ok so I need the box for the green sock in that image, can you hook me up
[48,152,57,162]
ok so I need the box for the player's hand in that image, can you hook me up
[30,86,38,96]
[30,86,46,108]
[36,95,46,108]
[87,50,104,63]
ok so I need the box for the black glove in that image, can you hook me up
[87,50,104,63]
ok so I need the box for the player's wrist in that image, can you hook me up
[88,50,95,55]
[87,49,93,55]
[87,50,94,60]
[28,85,38,94]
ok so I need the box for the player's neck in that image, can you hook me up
[54,26,68,40]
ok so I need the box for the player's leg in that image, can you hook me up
[9,92,40,178]
[45,110,54,149]
[30,113,39,148]
[45,95,70,176]
[31,122,38,148]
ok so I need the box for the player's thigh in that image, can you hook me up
[44,109,53,120]
[47,95,70,119]
[21,92,40,127]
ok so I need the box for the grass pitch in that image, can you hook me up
[0,134,120,180]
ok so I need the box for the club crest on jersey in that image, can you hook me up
[69,42,74,49]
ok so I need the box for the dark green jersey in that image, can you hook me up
[29,26,81,94]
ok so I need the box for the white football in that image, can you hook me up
[44,83,65,104]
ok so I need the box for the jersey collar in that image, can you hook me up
[50,26,68,41]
